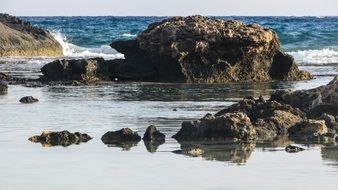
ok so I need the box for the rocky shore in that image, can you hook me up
[37,15,311,84]
[0,14,63,56]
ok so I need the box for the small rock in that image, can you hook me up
[0,81,8,95]
[143,125,165,142]
[172,108,178,111]
[29,130,92,147]
[101,128,141,144]
[285,145,305,153]
[19,96,39,103]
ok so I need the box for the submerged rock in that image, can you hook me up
[285,145,305,153]
[101,128,141,145]
[0,14,63,56]
[271,76,338,116]
[29,130,92,147]
[19,96,39,103]
[110,15,311,83]
[0,81,8,95]
[173,112,256,141]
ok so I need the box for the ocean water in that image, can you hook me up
[1,17,338,190]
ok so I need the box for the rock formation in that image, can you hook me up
[173,76,338,142]
[0,81,8,95]
[110,15,311,83]
[19,96,39,103]
[0,13,63,56]
[29,130,92,147]
[101,128,141,144]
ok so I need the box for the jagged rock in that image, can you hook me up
[271,76,338,116]
[101,128,141,145]
[111,15,311,83]
[288,120,328,142]
[0,14,63,56]
[40,58,121,82]
[28,130,92,147]
[285,145,305,153]
[19,96,39,103]
[172,112,256,141]
[215,97,305,139]
[0,81,8,95]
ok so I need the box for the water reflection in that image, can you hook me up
[321,145,338,166]
[106,141,140,151]
[144,140,165,153]
[173,141,256,165]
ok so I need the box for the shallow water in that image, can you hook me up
[1,76,338,190]
[1,16,338,190]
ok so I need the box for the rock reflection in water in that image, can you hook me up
[144,140,165,153]
[321,145,338,165]
[106,141,140,151]
[173,141,256,164]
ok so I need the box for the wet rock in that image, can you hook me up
[173,112,256,141]
[40,58,116,82]
[321,113,338,132]
[288,120,328,142]
[0,14,63,56]
[143,125,166,142]
[19,96,39,103]
[101,128,141,145]
[271,76,338,116]
[285,145,305,153]
[111,15,310,83]
[28,130,92,147]
[0,81,8,95]
[216,97,305,139]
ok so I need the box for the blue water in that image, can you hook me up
[21,16,338,50]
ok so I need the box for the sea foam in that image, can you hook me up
[51,32,124,60]
[287,48,338,65]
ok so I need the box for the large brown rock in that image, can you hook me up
[111,15,311,83]
[172,112,256,141]
[0,14,63,56]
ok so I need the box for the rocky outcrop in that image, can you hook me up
[40,58,121,83]
[173,76,338,142]
[19,96,39,103]
[143,125,165,142]
[0,14,63,56]
[271,76,338,116]
[110,15,311,83]
[0,81,8,95]
[29,130,92,147]
[172,112,256,141]
[101,128,141,144]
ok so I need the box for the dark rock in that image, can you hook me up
[40,58,118,82]
[0,14,63,56]
[172,112,256,141]
[19,96,39,103]
[270,51,312,80]
[285,145,305,153]
[101,128,141,145]
[143,125,166,142]
[111,15,310,83]
[173,108,178,111]
[271,76,338,116]
[28,130,92,147]
[0,81,8,95]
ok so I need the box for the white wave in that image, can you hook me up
[287,48,338,65]
[51,32,124,60]
[121,33,137,38]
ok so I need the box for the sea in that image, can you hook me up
[0,16,338,190]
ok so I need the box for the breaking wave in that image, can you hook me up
[287,48,338,65]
